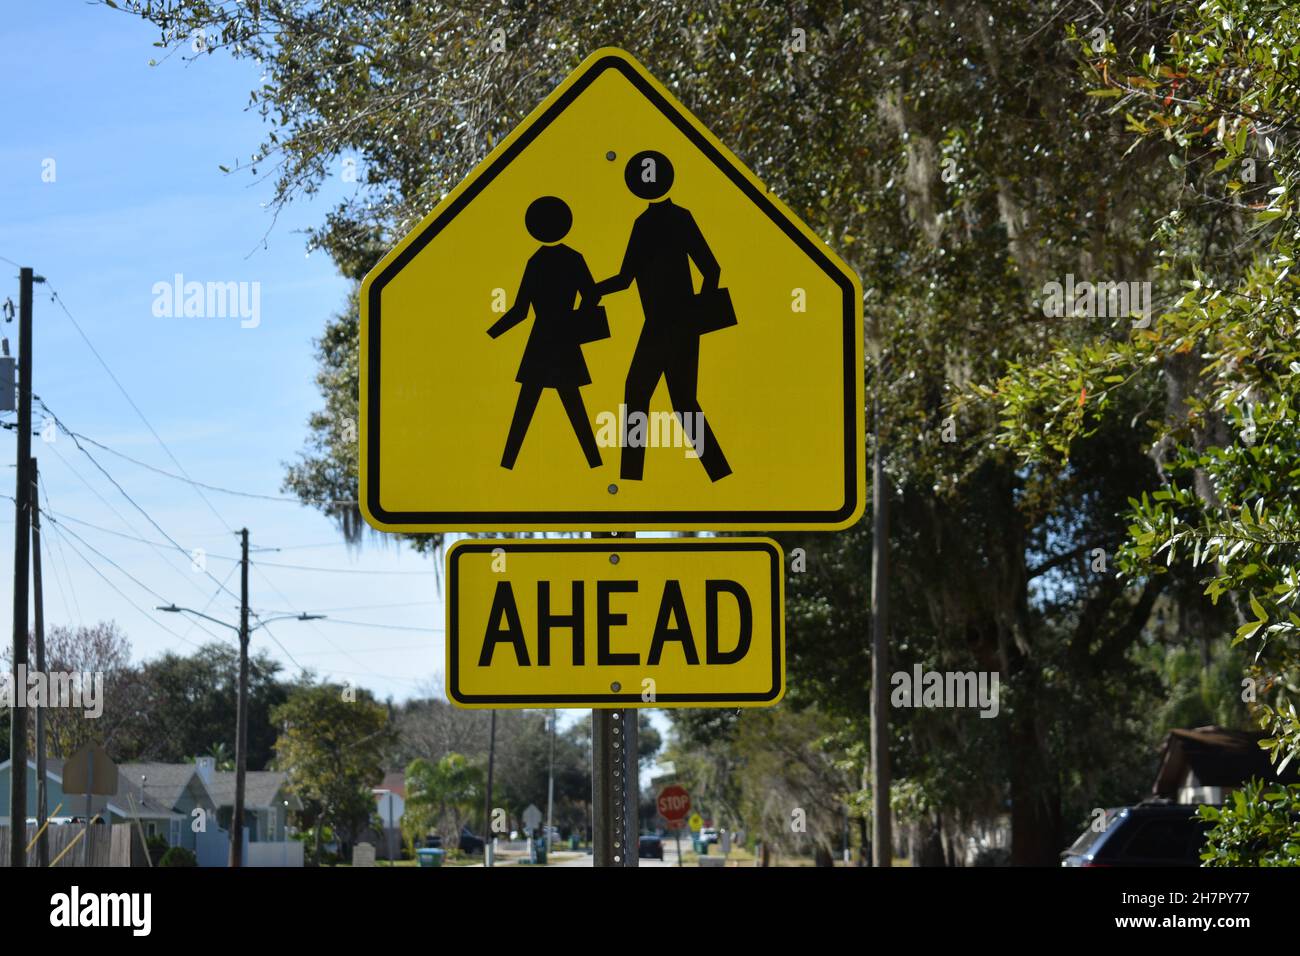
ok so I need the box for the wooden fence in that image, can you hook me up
[0,823,145,866]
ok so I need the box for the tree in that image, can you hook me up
[109,0,1254,864]
[401,753,483,853]
[122,642,289,769]
[4,621,141,759]
[984,0,1300,859]
[272,682,394,861]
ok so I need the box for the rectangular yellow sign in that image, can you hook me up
[446,537,784,708]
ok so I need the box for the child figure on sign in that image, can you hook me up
[488,196,606,470]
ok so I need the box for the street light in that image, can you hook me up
[156,605,325,632]
[157,597,324,868]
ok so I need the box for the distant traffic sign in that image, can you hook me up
[446,537,784,708]
[360,47,864,532]
[657,784,691,825]
[61,742,117,796]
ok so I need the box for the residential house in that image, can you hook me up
[0,757,187,847]
[202,760,301,842]
[1153,725,1300,804]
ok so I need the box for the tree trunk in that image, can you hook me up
[1008,712,1062,865]
[915,813,947,866]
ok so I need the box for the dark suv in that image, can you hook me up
[1061,804,1210,867]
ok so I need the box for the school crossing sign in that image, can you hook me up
[359,47,864,532]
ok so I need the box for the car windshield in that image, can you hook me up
[1065,809,1119,855]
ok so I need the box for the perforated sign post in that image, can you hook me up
[363,48,863,869]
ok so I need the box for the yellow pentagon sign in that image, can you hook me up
[361,48,864,531]
[446,537,784,708]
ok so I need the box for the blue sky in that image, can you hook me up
[0,2,445,702]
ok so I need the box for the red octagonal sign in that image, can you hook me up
[657,784,691,823]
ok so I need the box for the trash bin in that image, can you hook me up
[697,840,709,856]
[416,848,445,868]
[569,834,580,851]
[534,837,547,865]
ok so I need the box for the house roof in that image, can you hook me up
[0,757,178,820]
[379,770,406,798]
[1153,725,1300,796]
[207,770,297,810]
[119,762,205,811]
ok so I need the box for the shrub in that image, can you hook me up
[1199,780,1300,867]
[145,834,169,867]
[158,847,198,867]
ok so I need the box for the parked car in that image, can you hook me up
[457,827,485,854]
[638,835,664,860]
[698,827,718,845]
[1061,804,1210,867]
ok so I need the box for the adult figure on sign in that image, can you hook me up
[594,150,735,483]
[488,196,608,470]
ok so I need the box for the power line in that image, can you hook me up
[263,541,365,551]
[38,505,74,626]
[43,282,250,530]
[44,437,220,606]
[251,558,431,575]
[250,561,382,680]
[292,643,433,656]
[314,618,443,633]
[306,666,427,685]
[260,600,437,614]
[38,506,240,561]
[44,520,208,652]
[247,619,306,674]
[38,397,357,507]
[38,403,242,606]
[177,561,240,645]
[42,511,229,646]
[38,483,83,628]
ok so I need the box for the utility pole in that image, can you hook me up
[31,457,49,867]
[592,530,638,868]
[484,710,496,866]
[870,376,892,867]
[8,266,38,867]
[230,527,250,868]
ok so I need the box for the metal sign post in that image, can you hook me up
[83,749,93,867]
[592,708,638,867]
[592,530,637,867]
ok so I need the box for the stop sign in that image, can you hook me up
[657,785,691,823]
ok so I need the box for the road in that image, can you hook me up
[550,834,686,867]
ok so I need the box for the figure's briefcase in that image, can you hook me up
[693,287,738,335]
[572,301,611,344]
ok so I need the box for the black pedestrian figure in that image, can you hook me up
[488,196,603,470]
[595,151,733,482]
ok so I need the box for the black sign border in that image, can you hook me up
[366,52,859,528]
[447,539,783,705]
